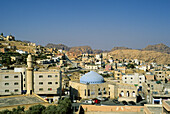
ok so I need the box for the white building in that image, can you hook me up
[122,73,145,86]
[16,50,28,54]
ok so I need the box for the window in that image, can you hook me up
[103,88,106,94]
[151,85,153,87]
[48,88,52,91]
[121,90,124,97]
[55,75,58,77]
[5,90,9,92]
[88,89,90,96]
[139,81,141,83]
[162,76,164,78]
[39,82,43,85]
[131,81,133,83]
[14,75,18,78]
[131,77,133,79]
[127,91,130,97]
[132,91,135,97]
[24,78,25,81]
[98,88,102,95]
[5,83,9,85]
[39,88,43,91]
[117,77,119,79]
[5,76,9,78]
[139,78,142,80]
[125,77,127,79]
[125,81,127,83]
[24,84,25,87]
[39,75,43,78]
[85,89,86,96]
[48,75,52,78]
[48,82,52,84]
[14,89,18,92]
[55,82,58,84]
[14,82,18,85]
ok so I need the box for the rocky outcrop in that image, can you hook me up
[142,43,170,54]
[111,47,131,51]
[69,46,93,54]
[45,43,70,51]
[109,49,170,64]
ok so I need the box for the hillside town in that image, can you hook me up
[0,34,170,113]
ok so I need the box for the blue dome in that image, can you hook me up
[80,71,104,84]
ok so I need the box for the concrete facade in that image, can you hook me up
[0,71,22,95]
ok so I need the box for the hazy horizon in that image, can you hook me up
[1,0,170,50]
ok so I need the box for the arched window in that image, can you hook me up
[132,91,135,97]
[103,88,106,94]
[121,90,124,97]
[127,91,130,97]
[98,88,102,95]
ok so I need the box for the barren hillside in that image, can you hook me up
[109,49,170,64]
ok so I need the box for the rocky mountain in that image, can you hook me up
[69,46,93,54]
[93,49,103,54]
[111,47,131,51]
[142,43,170,54]
[45,43,70,51]
[109,49,170,64]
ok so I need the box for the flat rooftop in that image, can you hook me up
[0,95,45,107]
[147,107,162,114]
[165,100,170,105]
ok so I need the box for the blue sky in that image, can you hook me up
[0,0,170,50]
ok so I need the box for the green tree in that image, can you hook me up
[26,104,46,114]
[126,63,135,69]
[0,33,3,36]
[12,106,25,114]
[42,105,58,114]
[0,109,12,114]
[58,98,72,114]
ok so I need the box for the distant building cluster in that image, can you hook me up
[0,34,170,113]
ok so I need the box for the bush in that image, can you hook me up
[26,104,46,114]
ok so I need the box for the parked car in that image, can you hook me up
[84,99,95,104]
[92,98,101,104]
[102,97,108,101]
[128,101,136,105]
[113,99,120,104]
[96,97,105,101]
[122,101,128,105]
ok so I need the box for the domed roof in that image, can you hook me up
[80,71,104,84]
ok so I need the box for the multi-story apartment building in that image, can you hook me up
[114,70,124,80]
[122,73,145,86]
[34,71,61,95]
[0,70,22,95]
[142,80,170,104]
[154,70,166,81]
[0,55,62,103]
